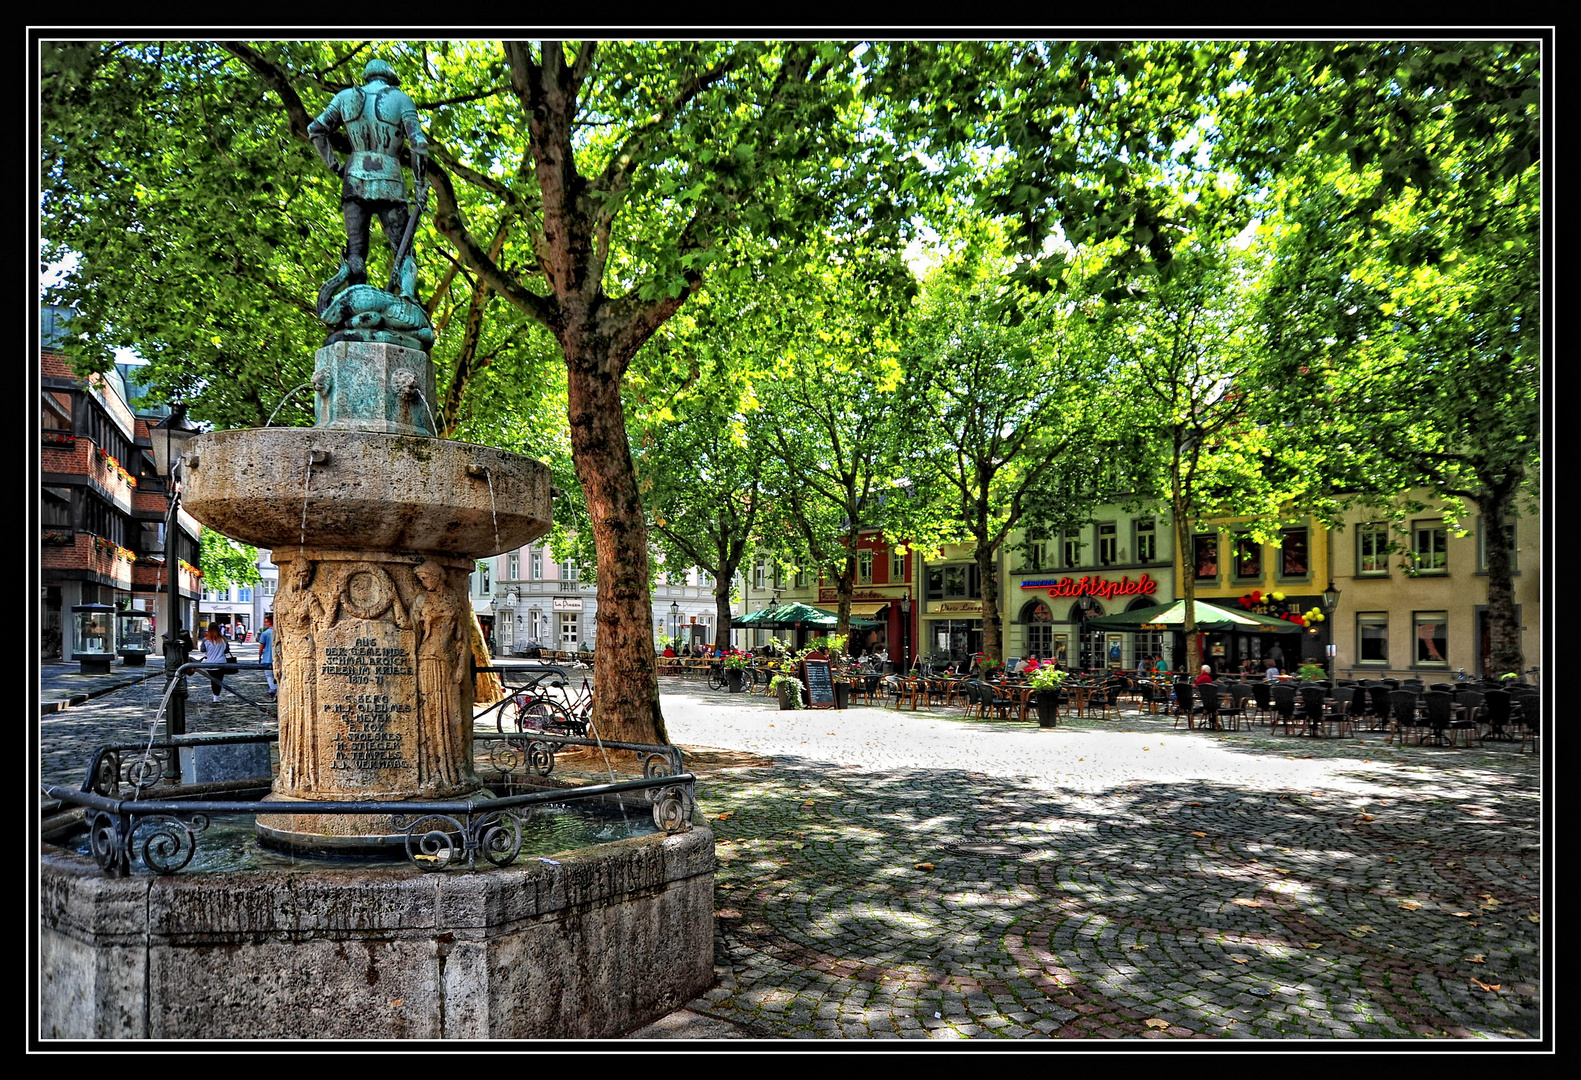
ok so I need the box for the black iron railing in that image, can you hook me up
[43,728,694,878]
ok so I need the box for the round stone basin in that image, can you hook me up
[64,800,660,875]
[180,428,552,558]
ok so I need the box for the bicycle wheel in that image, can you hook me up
[706,667,728,691]
[498,692,529,733]
[518,697,574,735]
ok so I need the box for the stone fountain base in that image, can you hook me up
[39,826,715,1039]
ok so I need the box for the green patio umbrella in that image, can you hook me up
[1082,598,1306,633]
[732,602,880,630]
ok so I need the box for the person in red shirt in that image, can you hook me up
[1193,664,1214,687]
[1022,654,1041,673]
[662,645,675,658]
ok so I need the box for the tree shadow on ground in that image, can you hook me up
[696,747,1541,1042]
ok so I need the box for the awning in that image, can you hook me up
[845,602,891,617]
[1083,599,1305,633]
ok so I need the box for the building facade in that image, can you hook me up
[1181,515,1336,673]
[739,531,916,663]
[41,308,201,660]
[1327,494,1540,680]
[471,541,596,657]
[1002,509,1179,671]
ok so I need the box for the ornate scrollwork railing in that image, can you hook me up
[50,733,696,878]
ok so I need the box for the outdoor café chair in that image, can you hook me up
[1366,684,1394,731]
[1271,683,1300,735]
[1479,690,1514,744]
[1420,690,1461,747]
[1249,681,1274,726]
[1172,682,1196,729]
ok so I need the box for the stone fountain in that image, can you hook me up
[38,60,714,1039]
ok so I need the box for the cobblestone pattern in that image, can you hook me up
[39,676,1543,1042]
[659,686,1542,1042]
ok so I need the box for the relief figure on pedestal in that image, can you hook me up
[410,559,469,790]
[275,560,325,790]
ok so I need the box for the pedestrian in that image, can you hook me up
[197,624,231,703]
[1268,644,1284,670]
[259,613,277,699]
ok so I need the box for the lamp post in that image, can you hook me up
[899,594,912,673]
[669,601,681,648]
[149,403,201,780]
[1321,578,1341,676]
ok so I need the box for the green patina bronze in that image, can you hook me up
[309,58,435,362]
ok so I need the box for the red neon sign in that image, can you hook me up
[1019,573,1159,602]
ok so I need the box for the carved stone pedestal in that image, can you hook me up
[255,550,482,852]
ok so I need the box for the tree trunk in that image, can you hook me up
[1173,496,1202,677]
[714,578,735,651]
[978,535,1002,663]
[1478,481,1524,678]
[833,550,857,646]
[564,342,667,746]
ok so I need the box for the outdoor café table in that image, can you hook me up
[1063,681,1097,717]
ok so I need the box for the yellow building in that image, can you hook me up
[1327,494,1540,680]
[1174,517,1336,673]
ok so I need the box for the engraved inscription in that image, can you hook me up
[329,692,413,771]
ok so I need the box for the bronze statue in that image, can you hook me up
[309,58,428,295]
[309,59,435,352]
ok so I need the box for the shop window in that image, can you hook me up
[1280,528,1309,577]
[1413,611,1448,666]
[1193,534,1219,580]
[1410,521,1447,574]
[1233,534,1261,578]
[1135,519,1156,563]
[1098,522,1117,566]
[1357,522,1390,576]
[891,549,906,581]
[858,551,873,585]
[559,613,579,645]
[1357,613,1388,664]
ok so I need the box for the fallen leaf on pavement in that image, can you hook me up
[1470,978,1501,992]
[1131,944,1147,950]
[1357,814,1375,822]
[1144,1018,1169,1029]
[1232,898,1262,907]
[1466,955,1485,964]
[1527,913,1540,923]
[715,812,734,821]
[388,998,404,1008]
[1230,957,1250,964]
[1188,802,1202,806]
[1451,912,1471,918]
[1191,831,1207,838]
[1399,901,1422,911]
[914,862,935,871]
[1351,926,1375,936]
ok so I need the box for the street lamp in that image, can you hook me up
[670,601,681,647]
[150,403,200,779]
[899,594,912,674]
[1321,579,1341,614]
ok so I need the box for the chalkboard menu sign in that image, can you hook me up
[801,659,836,709]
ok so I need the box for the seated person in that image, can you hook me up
[1022,654,1042,673]
[1193,664,1215,687]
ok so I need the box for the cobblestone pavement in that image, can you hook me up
[654,682,1544,1043]
[38,672,1545,1042]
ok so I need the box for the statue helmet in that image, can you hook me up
[363,59,399,86]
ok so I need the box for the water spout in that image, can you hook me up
[264,385,315,428]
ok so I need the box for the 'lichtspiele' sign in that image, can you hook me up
[1019,573,1159,601]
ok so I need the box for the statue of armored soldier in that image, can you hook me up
[309,59,435,354]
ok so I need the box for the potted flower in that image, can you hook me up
[1297,661,1327,682]
[770,673,806,710]
[1024,665,1069,727]
[723,652,751,692]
